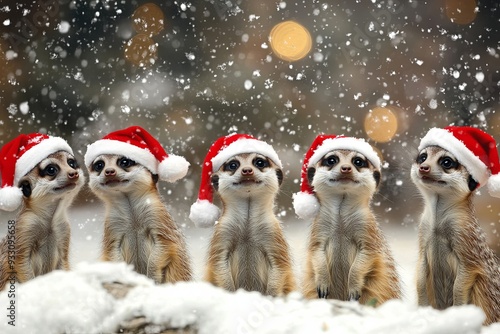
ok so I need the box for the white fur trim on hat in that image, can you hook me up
[85,139,158,174]
[292,191,320,220]
[158,154,190,183]
[0,186,23,212]
[189,199,220,228]
[308,137,381,169]
[211,138,282,171]
[14,136,73,185]
[487,174,500,198]
[418,128,489,186]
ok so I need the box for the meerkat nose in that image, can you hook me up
[341,165,352,173]
[241,167,254,175]
[105,168,116,176]
[419,165,430,173]
[68,171,79,179]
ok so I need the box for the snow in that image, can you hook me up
[0,261,498,334]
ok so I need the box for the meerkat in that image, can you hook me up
[297,142,400,305]
[411,145,500,324]
[203,152,296,296]
[0,150,84,290]
[87,154,192,284]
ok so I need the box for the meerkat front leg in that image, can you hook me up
[56,223,71,271]
[313,241,332,298]
[453,263,474,306]
[416,255,430,306]
[206,249,236,291]
[158,241,191,283]
[347,245,371,301]
[16,246,36,282]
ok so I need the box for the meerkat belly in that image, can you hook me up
[120,229,155,276]
[330,236,356,300]
[31,231,61,276]
[229,241,269,294]
[428,232,457,309]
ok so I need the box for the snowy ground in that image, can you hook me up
[0,203,498,333]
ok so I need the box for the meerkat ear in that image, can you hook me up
[307,167,316,187]
[373,171,381,187]
[468,175,479,192]
[211,174,219,191]
[276,169,283,186]
[151,174,159,184]
[20,181,32,198]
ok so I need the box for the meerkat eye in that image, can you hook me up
[118,157,136,169]
[322,155,338,167]
[352,157,368,168]
[43,164,59,177]
[417,152,427,164]
[93,160,105,172]
[67,159,78,169]
[224,160,240,171]
[440,157,458,170]
[253,158,269,169]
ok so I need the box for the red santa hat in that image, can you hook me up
[189,133,282,228]
[84,126,189,183]
[293,134,381,220]
[418,126,500,197]
[0,133,74,211]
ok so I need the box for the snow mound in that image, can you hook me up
[0,262,497,334]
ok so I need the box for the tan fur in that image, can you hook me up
[411,146,500,325]
[88,154,191,284]
[0,151,84,290]
[303,150,400,305]
[205,153,295,296]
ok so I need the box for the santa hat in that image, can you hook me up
[84,126,189,183]
[189,133,282,228]
[293,134,381,220]
[0,133,74,211]
[418,126,500,197]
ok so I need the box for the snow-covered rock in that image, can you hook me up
[0,262,497,334]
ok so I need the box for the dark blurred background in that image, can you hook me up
[1,0,499,251]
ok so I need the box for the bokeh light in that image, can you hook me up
[445,0,477,25]
[269,21,312,62]
[132,3,165,37]
[364,107,398,143]
[124,34,158,67]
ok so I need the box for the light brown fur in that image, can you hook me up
[205,153,295,296]
[0,151,84,290]
[303,150,400,305]
[411,146,500,325]
[87,154,192,284]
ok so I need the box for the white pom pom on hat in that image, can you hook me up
[0,133,74,212]
[293,134,381,220]
[189,133,282,228]
[84,126,189,183]
[418,126,500,197]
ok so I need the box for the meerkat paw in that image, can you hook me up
[316,284,329,299]
[348,290,361,302]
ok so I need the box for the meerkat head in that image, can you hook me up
[88,154,158,195]
[18,151,84,201]
[411,146,478,196]
[308,149,380,197]
[211,152,283,199]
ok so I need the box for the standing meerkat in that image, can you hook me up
[85,126,192,284]
[0,134,84,290]
[411,126,500,325]
[189,134,295,296]
[293,135,400,305]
